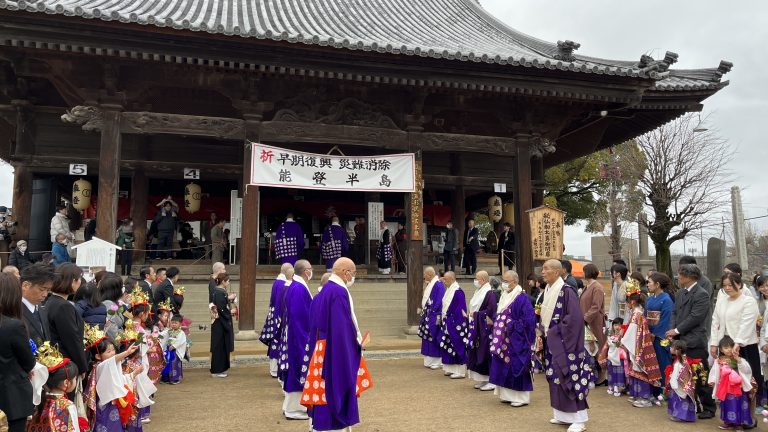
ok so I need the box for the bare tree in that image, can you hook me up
[631,113,734,276]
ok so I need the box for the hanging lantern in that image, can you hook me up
[72,178,92,211]
[503,202,515,226]
[185,182,201,214]
[488,194,502,223]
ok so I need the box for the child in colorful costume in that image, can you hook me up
[160,315,187,384]
[667,340,697,422]
[708,335,755,431]
[621,289,662,408]
[27,342,87,432]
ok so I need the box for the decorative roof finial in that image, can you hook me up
[555,40,581,62]
[714,60,734,81]
[658,51,679,72]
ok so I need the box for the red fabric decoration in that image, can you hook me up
[78,416,90,431]
[114,386,135,426]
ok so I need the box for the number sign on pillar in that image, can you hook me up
[183,168,200,180]
[69,164,87,175]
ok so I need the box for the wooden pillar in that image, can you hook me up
[406,150,424,327]
[513,135,534,280]
[532,157,545,208]
[11,165,32,241]
[130,169,148,264]
[10,101,34,242]
[237,113,262,334]
[95,106,122,243]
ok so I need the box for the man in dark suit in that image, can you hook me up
[153,266,179,315]
[139,265,155,302]
[497,222,515,275]
[665,264,716,419]
[19,263,55,345]
[463,218,479,275]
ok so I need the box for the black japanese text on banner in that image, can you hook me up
[249,143,416,193]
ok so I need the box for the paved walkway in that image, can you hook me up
[144,357,722,431]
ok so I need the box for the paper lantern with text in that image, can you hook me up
[487,195,502,222]
[502,202,515,226]
[185,183,201,214]
[72,178,92,211]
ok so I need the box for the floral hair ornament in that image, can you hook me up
[83,323,108,349]
[173,285,186,296]
[36,342,71,372]
[625,278,642,296]
[128,285,150,307]
[156,298,172,312]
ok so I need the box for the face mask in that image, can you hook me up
[59,240,67,245]
[501,282,510,291]
[346,276,355,288]
[307,271,313,281]
[19,246,27,253]
[473,279,481,288]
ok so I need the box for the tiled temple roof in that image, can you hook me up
[0,0,731,90]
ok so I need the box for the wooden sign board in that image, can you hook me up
[527,205,565,261]
[71,237,122,273]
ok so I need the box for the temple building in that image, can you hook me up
[0,0,731,333]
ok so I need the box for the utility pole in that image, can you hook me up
[731,186,749,270]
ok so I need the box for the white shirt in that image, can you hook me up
[22,297,37,313]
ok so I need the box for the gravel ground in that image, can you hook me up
[144,357,723,431]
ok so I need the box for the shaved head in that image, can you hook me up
[502,270,519,284]
[475,270,489,284]
[280,262,294,276]
[542,259,563,285]
[212,262,225,275]
[443,271,456,286]
[295,260,312,280]
[332,257,356,285]
[423,266,436,281]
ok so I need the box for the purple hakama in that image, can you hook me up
[278,279,312,394]
[668,393,696,422]
[440,288,469,368]
[93,401,122,432]
[544,282,593,422]
[261,276,290,377]
[160,351,183,384]
[305,279,363,431]
[321,224,349,270]
[467,290,497,380]
[719,393,753,427]
[419,280,446,361]
[489,290,536,401]
[608,361,626,390]
[275,220,304,265]
[628,376,652,398]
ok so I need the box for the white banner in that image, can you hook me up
[249,143,415,192]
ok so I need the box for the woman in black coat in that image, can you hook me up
[46,263,88,376]
[210,273,234,377]
[0,273,36,432]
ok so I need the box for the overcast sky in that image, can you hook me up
[2,1,766,259]
[479,0,768,258]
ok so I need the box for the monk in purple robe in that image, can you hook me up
[278,259,313,420]
[320,217,350,271]
[489,270,536,406]
[259,263,293,378]
[275,213,305,265]
[467,270,497,391]
[540,259,594,432]
[418,267,445,369]
[306,257,363,432]
[439,271,469,379]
